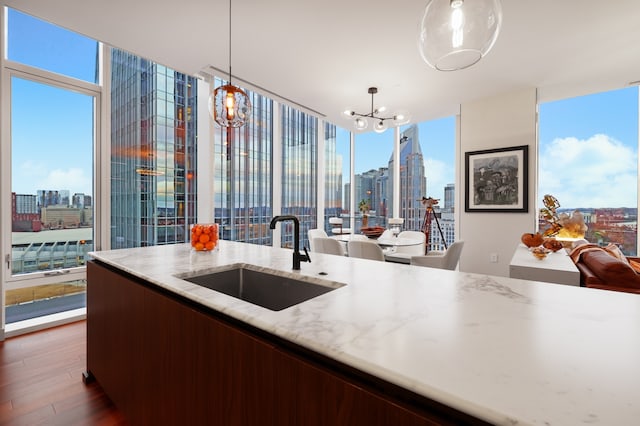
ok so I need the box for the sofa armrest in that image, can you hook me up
[581,251,640,288]
[585,284,640,294]
[575,262,603,287]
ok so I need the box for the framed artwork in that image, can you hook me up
[465,145,528,212]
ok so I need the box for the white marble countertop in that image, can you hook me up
[89,241,640,425]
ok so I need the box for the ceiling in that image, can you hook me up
[7,0,640,130]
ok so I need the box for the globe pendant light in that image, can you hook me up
[418,0,503,71]
[209,0,251,127]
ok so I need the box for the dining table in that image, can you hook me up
[331,234,423,263]
[331,234,424,250]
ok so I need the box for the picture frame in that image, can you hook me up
[465,145,528,213]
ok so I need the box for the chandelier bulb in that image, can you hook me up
[354,117,368,131]
[373,119,388,134]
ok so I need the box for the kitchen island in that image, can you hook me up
[87,241,640,425]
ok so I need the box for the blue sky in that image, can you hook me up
[539,87,638,209]
[8,8,639,210]
[9,9,97,197]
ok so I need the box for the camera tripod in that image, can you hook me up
[420,197,447,253]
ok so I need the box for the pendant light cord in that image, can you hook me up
[228,0,232,85]
[370,91,375,116]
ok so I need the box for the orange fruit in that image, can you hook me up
[194,242,204,251]
[199,234,210,244]
[205,241,215,251]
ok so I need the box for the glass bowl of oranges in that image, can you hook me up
[190,223,219,252]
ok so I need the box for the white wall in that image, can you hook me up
[459,88,537,276]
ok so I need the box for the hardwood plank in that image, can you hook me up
[0,321,126,425]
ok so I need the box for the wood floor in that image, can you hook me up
[0,320,126,425]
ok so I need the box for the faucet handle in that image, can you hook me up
[303,246,311,263]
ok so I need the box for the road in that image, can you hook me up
[6,293,86,323]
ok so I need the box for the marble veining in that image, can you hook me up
[90,241,640,425]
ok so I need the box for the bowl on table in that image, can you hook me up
[360,226,385,238]
[530,246,551,260]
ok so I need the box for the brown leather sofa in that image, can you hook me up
[574,249,640,294]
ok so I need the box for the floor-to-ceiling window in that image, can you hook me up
[2,8,100,330]
[539,87,638,255]
[281,105,317,249]
[213,78,273,245]
[324,126,350,235]
[414,117,456,251]
[354,132,393,231]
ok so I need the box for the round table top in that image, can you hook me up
[332,234,423,247]
[376,237,423,247]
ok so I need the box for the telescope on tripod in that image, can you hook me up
[418,196,447,253]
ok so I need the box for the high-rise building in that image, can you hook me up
[352,167,388,229]
[37,190,66,211]
[324,124,343,217]
[344,182,351,214]
[388,125,426,231]
[426,183,456,251]
[110,49,198,248]
[281,105,318,249]
[444,183,455,211]
[12,193,40,232]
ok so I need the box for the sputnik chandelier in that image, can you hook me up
[343,87,410,133]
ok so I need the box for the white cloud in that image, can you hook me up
[425,158,454,201]
[539,134,637,208]
[38,168,92,196]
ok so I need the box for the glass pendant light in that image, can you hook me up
[209,0,251,127]
[418,0,503,71]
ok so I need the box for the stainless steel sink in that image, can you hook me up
[179,265,345,311]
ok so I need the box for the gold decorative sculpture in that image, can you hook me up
[540,194,563,237]
[539,194,587,238]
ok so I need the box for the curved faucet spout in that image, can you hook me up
[269,215,310,270]
[269,215,298,230]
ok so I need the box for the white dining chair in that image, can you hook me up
[313,237,346,256]
[384,230,426,263]
[387,217,404,235]
[308,228,328,252]
[329,217,352,235]
[379,229,395,240]
[347,240,386,262]
[411,241,464,270]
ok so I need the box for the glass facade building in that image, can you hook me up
[281,105,318,249]
[324,123,343,232]
[213,78,274,245]
[387,125,427,231]
[110,49,198,248]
